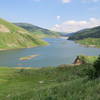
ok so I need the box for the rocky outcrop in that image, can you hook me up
[73,56,86,65]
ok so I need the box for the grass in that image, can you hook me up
[0,64,100,100]
[68,26,100,40]
[0,18,48,50]
[78,55,98,64]
[76,38,100,48]
[14,23,61,39]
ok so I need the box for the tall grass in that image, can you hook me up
[0,64,100,100]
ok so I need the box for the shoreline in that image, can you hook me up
[0,43,49,52]
[76,42,100,48]
[0,37,64,52]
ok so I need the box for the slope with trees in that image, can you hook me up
[68,26,100,47]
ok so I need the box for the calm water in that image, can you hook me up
[0,38,100,67]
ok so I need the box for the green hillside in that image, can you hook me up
[0,18,48,50]
[14,23,61,38]
[69,26,100,40]
[68,26,100,48]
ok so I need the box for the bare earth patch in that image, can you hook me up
[0,24,10,32]
[19,54,39,61]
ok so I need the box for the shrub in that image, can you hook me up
[76,64,95,79]
[93,55,100,78]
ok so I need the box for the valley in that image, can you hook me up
[0,0,100,99]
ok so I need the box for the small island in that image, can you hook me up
[19,54,39,61]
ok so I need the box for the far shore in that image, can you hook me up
[77,43,100,48]
[74,41,100,48]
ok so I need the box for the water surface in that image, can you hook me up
[0,38,100,67]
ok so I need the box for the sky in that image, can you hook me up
[0,0,100,32]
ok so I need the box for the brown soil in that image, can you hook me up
[0,24,10,32]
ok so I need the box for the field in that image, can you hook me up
[0,64,100,100]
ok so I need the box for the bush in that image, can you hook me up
[76,64,96,79]
[93,55,100,78]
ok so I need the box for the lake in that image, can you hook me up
[0,38,100,67]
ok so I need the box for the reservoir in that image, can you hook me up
[0,38,100,67]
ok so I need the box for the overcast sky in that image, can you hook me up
[0,0,100,32]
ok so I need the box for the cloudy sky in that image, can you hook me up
[0,0,100,32]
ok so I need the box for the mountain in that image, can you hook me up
[61,32,75,37]
[68,26,100,40]
[68,26,100,48]
[0,18,48,50]
[14,23,61,38]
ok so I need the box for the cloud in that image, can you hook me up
[51,18,100,32]
[57,16,61,20]
[62,0,71,3]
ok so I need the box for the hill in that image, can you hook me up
[14,23,61,38]
[0,18,48,50]
[68,26,100,40]
[68,26,100,48]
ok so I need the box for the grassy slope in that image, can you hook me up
[0,64,100,100]
[69,26,100,40]
[76,38,100,48]
[78,55,98,64]
[14,23,61,38]
[0,18,48,49]
[69,26,100,48]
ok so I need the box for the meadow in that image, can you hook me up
[0,63,100,100]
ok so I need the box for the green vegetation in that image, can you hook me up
[14,23,61,38]
[77,55,98,64]
[0,62,100,100]
[69,26,100,40]
[0,18,48,50]
[68,26,100,48]
[76,38,100,48]
[93,55,100,78]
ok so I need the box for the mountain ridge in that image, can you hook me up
[68,26,100,40]
[68,26,100,48]
[14,23,61,38]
